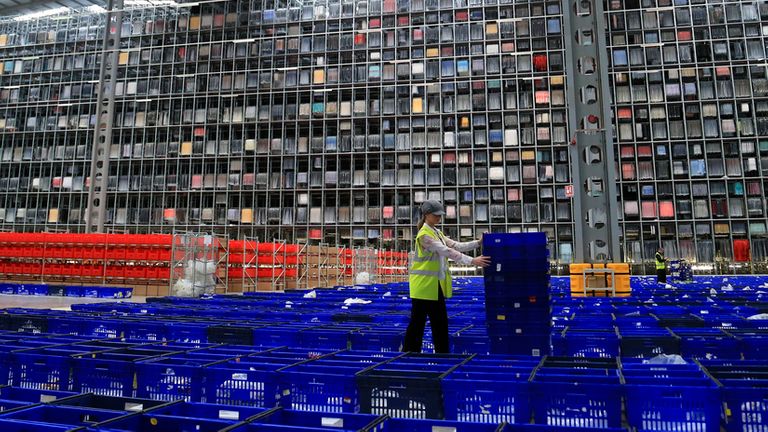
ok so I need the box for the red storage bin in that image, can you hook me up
[125,267,147,279]
[43,264,60,276]
[150,267,171,280]
[61,265,81,277]
[83,246,106,260]
[81,265,102,278]
[228,254,248,264]
[734,240,750,262]
[105,266,125,278]
[155,249,172,262]
[106,248,127,260]
[125,249,147,261]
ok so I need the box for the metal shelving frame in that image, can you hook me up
[2,0,768,268]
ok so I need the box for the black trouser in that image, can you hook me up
[657,269,667,284]
[403,285,449,353]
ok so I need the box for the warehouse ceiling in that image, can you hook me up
[0,0,182,18]
[0,0,103,16]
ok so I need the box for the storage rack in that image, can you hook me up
[606,0,768,264]
[1,0,767,267]
[0,0,574,262]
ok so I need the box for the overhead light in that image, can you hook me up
[86,5,107,13]
[13,7,69,21]
[232,38,255,44]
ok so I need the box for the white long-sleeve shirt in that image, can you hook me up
[418,224,480,280]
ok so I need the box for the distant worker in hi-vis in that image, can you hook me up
[403,200,490,353]
[655,247,667,284]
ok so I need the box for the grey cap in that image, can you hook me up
[421,200,445,216]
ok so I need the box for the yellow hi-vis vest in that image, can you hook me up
[409,226,453,300]
[655,252,666,270]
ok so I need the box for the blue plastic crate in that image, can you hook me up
[442,360,533,424]
[135,355,216,402]
[673,328,741,359]
[11,353,72,391]
[619,329,681,358]
[719,383,768,432]
[0,404,126,427]
[167,322,210,344]
[46,317,85,336]
[81,286,133,299]
[356,354,471,419]
[0,386,75,404]
[48,393,166,413]
[80,319,124,339]
[531,358,622,429]
[63,286,83,297]
[95,413,236,431]
[699,359,768,432]
[70,356,138,397]
[451,333,490,355]
[487,333,550,357]
[379,418,503,431]
[252,326,302,347]
[280,360,377,413]
[145,401,267,422]
[203,360,286,407]
[0,420,75,431]
[16,284,48,296]
[552,329,619,358]
[349,331,403,352]
[123,321,168,341]
[298,328,352,350]
[248,408,386,431]
[624,380,721,432]
[47,286,66,297]
[8,315,48,334]
[530,380,622,428]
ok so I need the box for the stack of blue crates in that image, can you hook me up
[482,233,551,356]
[669,260,693,282]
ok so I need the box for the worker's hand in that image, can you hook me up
[472,256,491,267]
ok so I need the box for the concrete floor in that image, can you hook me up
[0,294,146,311]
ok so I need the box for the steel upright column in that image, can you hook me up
[86,0,123,233]
[563,0,621,262]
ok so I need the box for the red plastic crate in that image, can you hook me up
[105,248,127,260]
[125,249,147,261]
[124,267,147,279]
[152,267,171,280]
[81,265,103,278]
[105,266,125,278]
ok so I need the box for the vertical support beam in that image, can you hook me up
[563,0,621,262]
[86,0,123,233]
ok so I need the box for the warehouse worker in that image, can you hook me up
[403,200,490,353]
[655,247,667,284]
